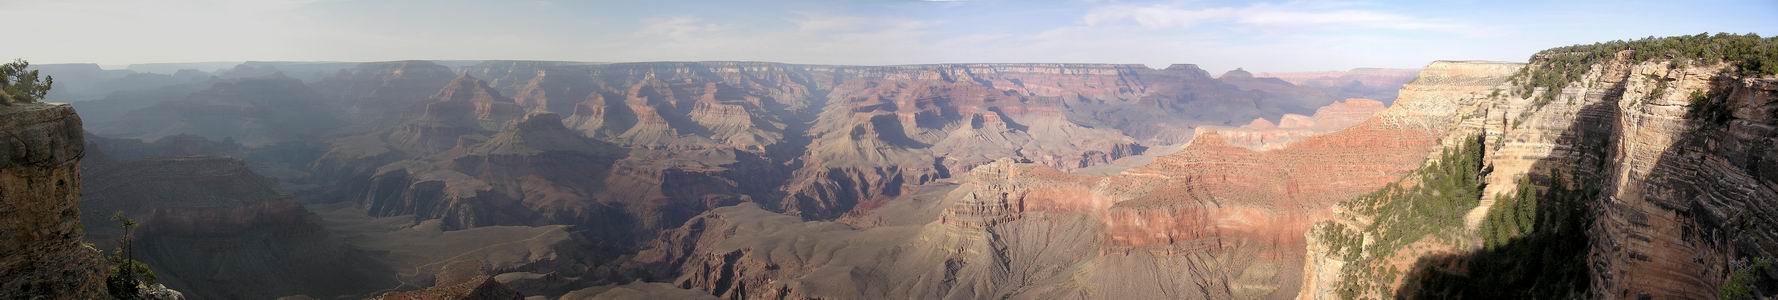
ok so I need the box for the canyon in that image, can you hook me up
[2,34,1773,299]
[19,60,1393,298]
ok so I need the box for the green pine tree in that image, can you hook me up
[0,59,54,105]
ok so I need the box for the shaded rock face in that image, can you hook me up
[0,103,109,299]
[131,201,396,299]
[1578,60,1778,299]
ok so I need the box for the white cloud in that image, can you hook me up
[1080,2,1484,35]
[1084,4,1235,29]
[638,16,727,40]
[603,12,944,65]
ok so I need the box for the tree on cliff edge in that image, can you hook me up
[106,212,157,299]
[0,59,54,105]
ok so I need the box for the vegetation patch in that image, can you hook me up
[105,212,164,299]
[1720,257,1773,300]
[1510,33,1777,106]
[1327,135,1487,299]
[1405,170,1596,299]
[0,59,54,105]
[1690,88,1735,127]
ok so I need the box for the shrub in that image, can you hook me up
[1511,33,1777,107]
[1690,89,1734,127]
[105,212,160,299]
[1721,257,1772,300]
[0,59,53,105]
[1330,135,1488,298]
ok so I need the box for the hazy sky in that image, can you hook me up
[4,0,1774,73]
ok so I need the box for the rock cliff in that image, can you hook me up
[1299,35,1778,299]
[0,103,109,299]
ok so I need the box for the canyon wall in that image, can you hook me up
[1587,56,1777,300]
[1300,41,1778,299]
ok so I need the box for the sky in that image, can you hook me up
[3,0,1774,73]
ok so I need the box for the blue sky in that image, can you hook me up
[3,0,1774,73]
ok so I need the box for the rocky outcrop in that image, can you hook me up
[0,103,109,299]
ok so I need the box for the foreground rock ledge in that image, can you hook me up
[0,102,109,299]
